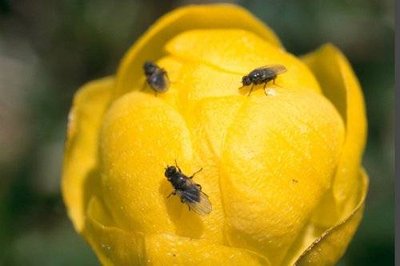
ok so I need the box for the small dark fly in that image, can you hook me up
[143,61,169,93]
[241,64,287,95]
[164,162,212,215]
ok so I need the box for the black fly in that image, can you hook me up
[143,61,169,93]
[241,64,287,95]
[164,161,212,215]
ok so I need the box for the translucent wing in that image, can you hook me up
[180,189,212,216]
[254,64,287,75]
[147,71,169,92]
[187,191,212,215]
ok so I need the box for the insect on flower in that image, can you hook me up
[143,61,169,93]
[241,64,287,95]
[164,161,212,215]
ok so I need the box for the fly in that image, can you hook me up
[143,61,169,93]
[241,64,287,95]
[164,161,212,215]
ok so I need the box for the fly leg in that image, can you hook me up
[174,160,183,173]
[167,191,176,198]
[265,78,280,96]
[140,80,148,92]
[247,84,255,96]
[189,168,203,179]
[163,69,170,82]
[263,82,268,96]
[180,198,189,212]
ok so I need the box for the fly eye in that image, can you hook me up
[242,76,250,86]
[165,167,176,177]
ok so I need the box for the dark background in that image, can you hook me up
[0,0,394,265]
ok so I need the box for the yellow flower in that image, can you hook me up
[62,4,368,266]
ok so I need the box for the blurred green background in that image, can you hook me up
[0,0,394,265]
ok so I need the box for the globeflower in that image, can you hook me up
[62,4,368,265]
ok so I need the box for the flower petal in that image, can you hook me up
[189,96,244,158]
[184,96,246,242]
[145,233,270,266]
[220,90,345,265]
[294,169,368,266]
[84,196,270,266]
[100,91,194,234]
[302,44,367,226]
[165,29,321,94]
[62,77,113,231]
[84,197,146,265]
[114,4,282,97]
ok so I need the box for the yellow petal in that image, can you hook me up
[114,4,282,97]
[302,44,367,225]
[100,91,194,234]
[145,233,270,266]
[184,96,246,242]
[84,197,146,265]
[165,29,321,94]
[62,77,113,231]
[166,56,243,100]
[85,196,270,266]
[294,169,368,266]
[188,96,244,158]
[220,89,345,265]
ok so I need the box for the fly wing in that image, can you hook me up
[181,190,212,216]
[188,191,212,215]
[255,64,287,75]
[148,72,168,92]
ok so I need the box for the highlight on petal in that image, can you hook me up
[62,77,113,231]
[114,4,282,97]
[302,44,367,226]
[220,90,345,265]
[294,169,368,266]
